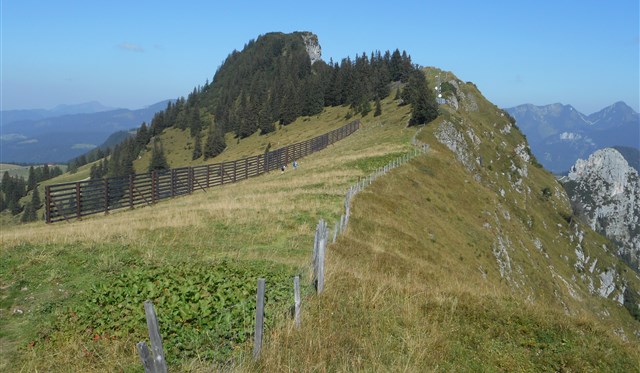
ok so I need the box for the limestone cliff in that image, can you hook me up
[564,148,640,271]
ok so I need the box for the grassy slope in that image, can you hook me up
[0,95,412,372]
[253,70,640,371]
[1,71,638,372]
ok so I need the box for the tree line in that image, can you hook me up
[0,164,63,221]
[71,32,437,180]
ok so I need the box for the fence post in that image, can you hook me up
[137,342,154,373]
[253,278,266,361]
[151,171,157,204]
[129,175,134,209]
[233,161,237,182]
[75,182,81,220]
[188,167,194,194]
[206,165,211,188]
[314,220,327,294]
[139,300,167,373]
[44,185,51,223]
[170,169,175,197]
[104,178,109,215]
[294,275,301,328]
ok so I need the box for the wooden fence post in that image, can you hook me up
[138,300,167,373]
[44,185,51,223]
[104,178,109,215]
[233,160,237,182]
[170,169,175,197]
[151,171,157,204]
[253,278,266,360]
[129,174,135,209]
[75,182,81,220]
[313,219,327,294]
[137,342,154,373]
[294,275,301,328]
[206,165,211,188]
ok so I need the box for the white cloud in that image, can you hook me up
[0,133,27,141]
[118,42,144,52]
[71,143,96,150]
[18,139,38,145]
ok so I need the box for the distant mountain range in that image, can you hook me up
[0,100,171,164]
[1,101,116,123]
[505,102,639,174]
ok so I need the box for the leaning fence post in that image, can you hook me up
[294,276,301,328]
[137,342,154,373]
[137,300,167,373]
[253,278,266,360]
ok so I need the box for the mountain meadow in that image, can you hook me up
[1,32,639,372]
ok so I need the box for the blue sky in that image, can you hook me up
[2,0,638,114]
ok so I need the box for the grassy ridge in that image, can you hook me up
[1,71,638,372]
[255,146,639,371]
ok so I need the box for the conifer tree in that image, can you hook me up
[32,186,40,209]
[204,125,226,160]
[258,98,275,134]
[190,104,202,138]
[148,142,169,172]
[192,131,203,160]
[374,96,382,117]
[21,202,35,223]
[27,166,36,192]
[405,69,439,126]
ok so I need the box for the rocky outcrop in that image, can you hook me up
[300,32,321,65]
[564,148,640,271]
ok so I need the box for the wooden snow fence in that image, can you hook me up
[45,120,360,223]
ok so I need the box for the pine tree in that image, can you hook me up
[405,69,439,126]
[32,186,41,209]
[21,202,35,222]
[1,171,10,194]
[190,104,203,138]
[374,96,382,117]
[192,131,203,160]
[204,125,226,160]
[27,166,36,192]
[148,142,169,172]
[258,97,275,135]
[42,164,50,180]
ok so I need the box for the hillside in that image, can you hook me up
[255,69,640,371]
[2,71,639,371]
[2,33,639,371]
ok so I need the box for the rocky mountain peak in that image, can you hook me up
[568,148,635,195]
[300,32,321,65]
[564,148,640,271]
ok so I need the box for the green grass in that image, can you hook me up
[1,71,639,372]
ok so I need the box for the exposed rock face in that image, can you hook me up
[300,32,321,65]
[565,148,640,271]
